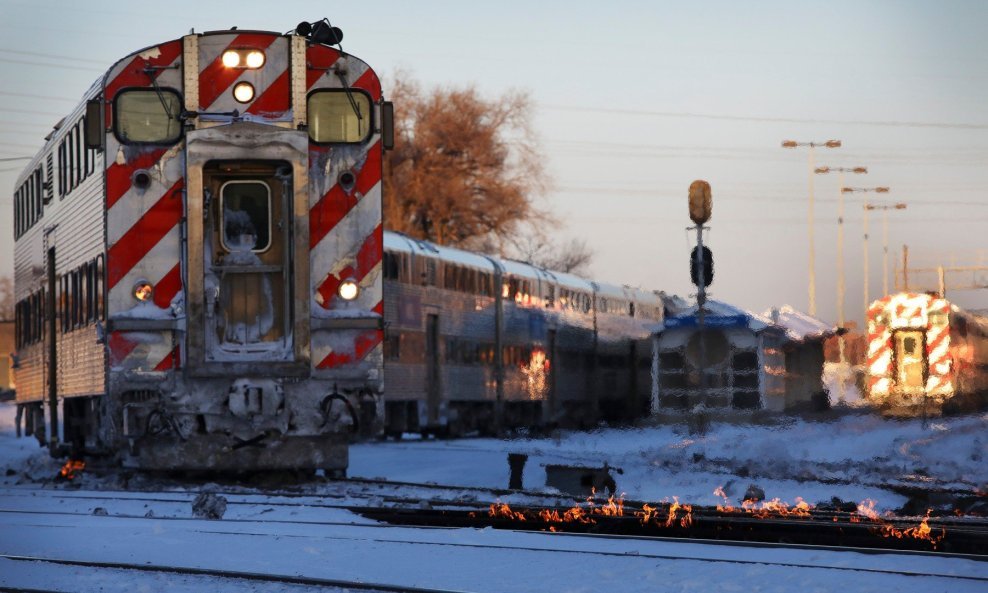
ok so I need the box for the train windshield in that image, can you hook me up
[307,90,371,143]
[114,89,182,143]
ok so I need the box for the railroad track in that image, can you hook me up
[4,485,987,555]
[0,554,468,593]
[0,527,985,589]
[1,504,986,592]
[356,503,988,556]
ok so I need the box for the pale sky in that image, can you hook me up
[1,0,986,326]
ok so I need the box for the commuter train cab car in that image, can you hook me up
[11,22,392,473]
[865,292,988,412]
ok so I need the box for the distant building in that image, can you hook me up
[651,301,834,414]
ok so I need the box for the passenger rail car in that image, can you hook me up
[865,292,988,411]
[382,232,664,436]
[12,24,392,472]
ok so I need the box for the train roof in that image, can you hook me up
[383,231,496,271]
[382,231,672,303]
[593,281,629,301]
[761,305,834,342]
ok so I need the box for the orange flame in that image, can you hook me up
[714,486,813,518]
[58,459,85,480]
[490,489,629,528]
[489,502,527,522]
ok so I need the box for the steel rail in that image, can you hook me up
[2,508,986,577]
[0,554,471,593]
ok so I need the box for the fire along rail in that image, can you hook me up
[355,502,988,556]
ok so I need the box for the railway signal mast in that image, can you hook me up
[688,180,713,418]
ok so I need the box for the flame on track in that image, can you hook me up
[58,459,86,481]
[488,489,692,531]
[714,488,946,549]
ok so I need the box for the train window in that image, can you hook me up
[384,331,400,361]
[114,89,183,144]
[383,252,400,280]
[307,90,372,144]
[220,180,272,253]
[929,312,948,326]
[96,255,105,320]
[44,153,54,204]
[59,275,68,333]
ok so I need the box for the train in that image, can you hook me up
[11,22,391,474]
[865,292,988,411]
[382,232,666,437]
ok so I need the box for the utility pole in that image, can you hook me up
[841,186,889,316]
[813,166,866,393]
[782,140,841,317]
[863,202,908,296]
[902,245,909,291]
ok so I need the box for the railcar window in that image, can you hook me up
[307,90,372,143]
[220,181,272,253]
[96,255,105,320]
[384,331,400,360]
[115,89,183,144]
[383,252,400,280]
[44,154,54,204]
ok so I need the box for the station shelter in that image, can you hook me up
[651,301,834,413]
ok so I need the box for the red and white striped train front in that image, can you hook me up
[865,292,955,404]
[102,30,386,471]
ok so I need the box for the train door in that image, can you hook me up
[893,330,926,394]
[426,313,440,426]
[546,328,557,423]
[45,246,57,451]
[202,162,292,361]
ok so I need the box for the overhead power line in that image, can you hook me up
[0,56,103,73]
[541,104,988,131]
[0,48,108,65]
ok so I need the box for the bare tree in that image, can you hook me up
[383,74,549,247]
[510,232,594,277]
[0,276,13,322]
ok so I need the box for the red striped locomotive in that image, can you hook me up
[11,22,391,473]
[865,292,988,412]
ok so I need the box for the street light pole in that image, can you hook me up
[813,166,867,402]
[865,202,908,296]
[842,186,890,315]
[782,139,841,317]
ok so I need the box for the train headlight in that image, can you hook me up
[338,279,359,301]
[245,50,265,68]
[233,82,255,103]
[133,280,153,302]
[222,50,241,68]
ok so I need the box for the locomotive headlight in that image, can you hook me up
[232,82,255,103]
[133,280,153,302]
[245,50,265,68]
[221,50,241,68]
[338,279,359,301]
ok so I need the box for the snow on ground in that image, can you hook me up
[350,411,987,513]
[2,401,986,591]
[2,501,986,593]
[2,401,986,514]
